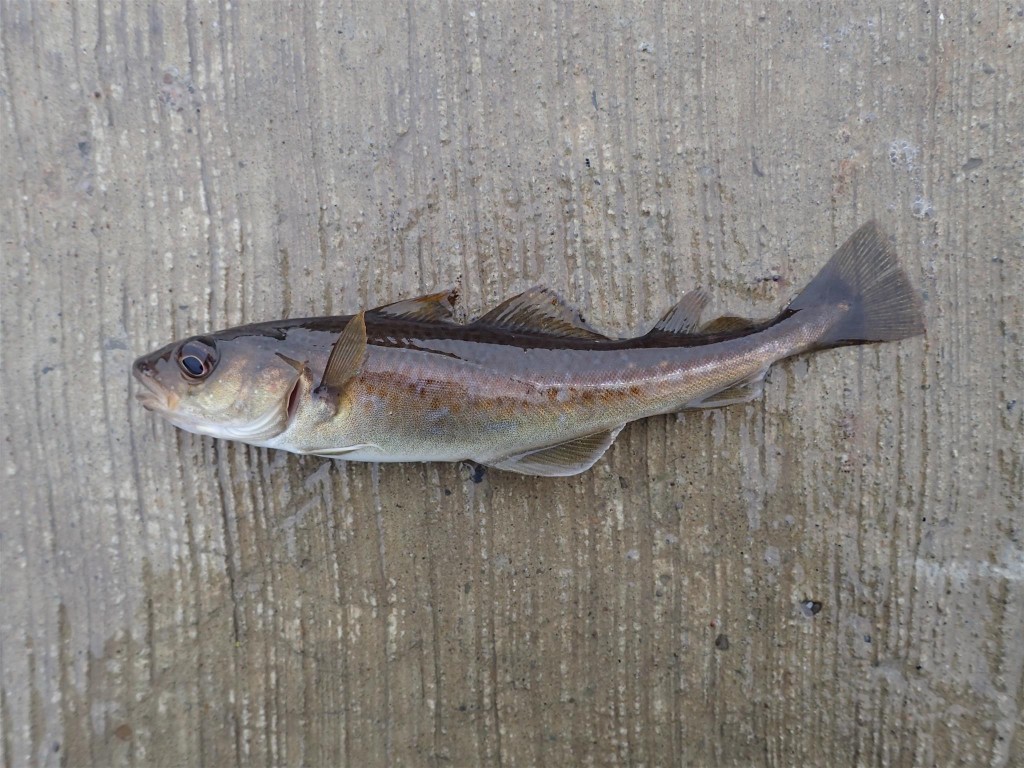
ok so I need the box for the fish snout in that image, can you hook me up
[132,356,152,380]
[132,355,170,410]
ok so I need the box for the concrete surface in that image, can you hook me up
[2,1,1022,766]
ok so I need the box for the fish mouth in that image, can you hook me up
[134,382,172,412]
[132,362,176,412]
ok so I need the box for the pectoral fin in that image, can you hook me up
[309,444,376,458]
[486,425,626,476]
[314,311,367,402]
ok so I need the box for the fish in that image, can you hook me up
[133,221,925,477]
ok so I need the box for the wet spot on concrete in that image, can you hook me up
[159,67,196,113]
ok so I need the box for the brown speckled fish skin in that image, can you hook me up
[133,221,925,476]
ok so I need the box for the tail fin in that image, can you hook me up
[787,221,925,348]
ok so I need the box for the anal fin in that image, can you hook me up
[686,370,768,409]
[486,425,626,477]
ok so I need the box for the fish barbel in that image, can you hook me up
[133,221,924,476]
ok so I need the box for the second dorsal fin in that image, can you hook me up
[650,289,710,335]
[473,286,608,339]
[370,289,459,323]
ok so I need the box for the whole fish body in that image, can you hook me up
[133,221,924,476]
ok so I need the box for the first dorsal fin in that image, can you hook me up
[650,289,710,335]
[370,289,459,323]
[473,286,608,339]
[314,311,367,401]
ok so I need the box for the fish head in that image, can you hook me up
[132,332,299,444]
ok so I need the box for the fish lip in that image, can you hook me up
[134,384,169,412]
[134,391,160,411]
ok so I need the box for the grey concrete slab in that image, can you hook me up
[2,1,1021,765]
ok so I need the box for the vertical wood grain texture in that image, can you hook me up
[2,1,1021,766]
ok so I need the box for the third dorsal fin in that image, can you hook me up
[650,289,710,335]
[473,286,608,339]
[370,289,459,323]
[700,315,758,333]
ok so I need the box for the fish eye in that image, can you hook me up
[177,338,218,380]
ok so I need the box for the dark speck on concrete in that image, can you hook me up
[801,600,823,617]
[962,157,983,171]
[714,633,730,650]
[469,463,487,484]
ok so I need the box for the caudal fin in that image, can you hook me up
[787,221,925,348]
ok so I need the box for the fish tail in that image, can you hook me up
[787,221,925,349]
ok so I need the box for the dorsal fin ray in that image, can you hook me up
[473,286,608,339]
[370,289,459,323]
[649,289,710,335]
